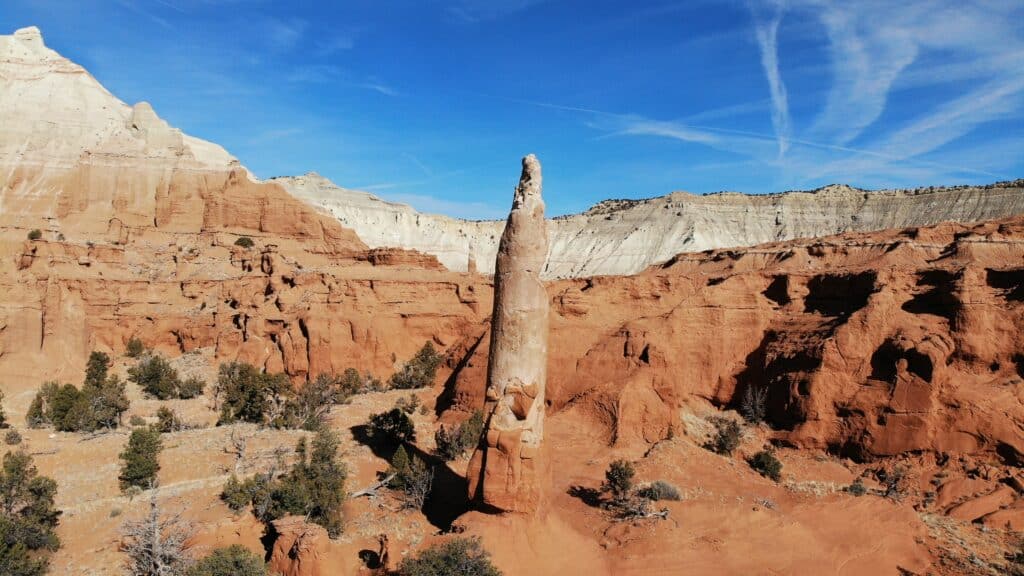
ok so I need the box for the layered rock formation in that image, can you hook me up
[276,172,1024,278]
[0,26,461,389]
[467,155,550,513]
[0,26,363,247]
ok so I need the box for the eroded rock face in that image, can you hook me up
[445,217,1024,470]
[267,516,347,576]
[466,155,550,514]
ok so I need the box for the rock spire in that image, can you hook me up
[466,154,550,513]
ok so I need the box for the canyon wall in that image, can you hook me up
[3,25,1023,476]
[277,172,1024,278]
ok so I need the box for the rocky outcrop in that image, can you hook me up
[276,172,1024,278]
[467,155,550,514]
[267,516,347,576]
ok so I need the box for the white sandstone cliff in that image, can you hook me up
[275,173,1024,279]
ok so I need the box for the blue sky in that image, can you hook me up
[4,1,1024,218]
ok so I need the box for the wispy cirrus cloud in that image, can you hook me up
[445,0,546,23]
[749,0,791,157]
[263,17,307,51]
[587,0,1024,187]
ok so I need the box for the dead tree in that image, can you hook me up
[351,473,396,499]
[224,429,250,474]
[121,488,194,576]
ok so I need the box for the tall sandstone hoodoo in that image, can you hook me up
[467,155,550,514]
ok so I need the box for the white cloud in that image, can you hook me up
[264,17,307,52]
[446,0,546,23]
[750,0,792,157]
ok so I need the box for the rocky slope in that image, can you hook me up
[276,171,1024,278]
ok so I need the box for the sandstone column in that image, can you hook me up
[466,154,549,513]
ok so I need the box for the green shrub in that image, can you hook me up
[27,368,128,433]
[283,373,352,431]
[215,362,291,426]
[234,236,255,249]
[846,477,867,497]
[636,480,682,501]
[187,545,267,576]
[398,537,501,576]
[368,408,416,445]
[83,375,130,431]
[27,229,42,241]
[602,459,635,501]
[83,351,110,390]
[340,367,383,394]
[178,376,205,400]
[388,445,433,510]
[263,430,347,537]
[748,449,783,482]
[125,337,146,358]
[155,407,183,433]
[706,416,743,456]
[0,451,61,576]
[388,342,443,390]
[128,355,182,400]
[395,394,422,415]
[119,427,162,491]
[4,430,22,445]
[434,410,484,461]
[129,415,147,427]
[220,474,261,512]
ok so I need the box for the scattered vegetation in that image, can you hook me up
[635,480,682,501]
[434,410,485,461]
[129,415,147,427]
[220,474,259,512]
[222,429,348,537]
[706,416,743,456]
[588,459,672,521]
[340,367,384,394]
[4,429,22,446]
[397,537,502,576]
[214,362,291,427]
[368,407,416,445]
[233,236,255,249]
[845,477,868,497]
[388,445,433,510]
[388,342,443,390]
[154,407,184,433]
[601,459,635,501]
[0,390,7,429]
[178,377,205,400]
[881,465,909,502]
[128,355,204,400]
[119,427,163,492]
[27,229,42,241]
[26,352,129,432]
[395,393,422,415]
[125,337,146,358]
[0,451,61,576]
[740,385,768,424]
[187,545,267,576]
[748,448,783,482]
[214,362,381,430]
[283,373,356,431]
